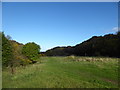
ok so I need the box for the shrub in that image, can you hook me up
[22,42,40,60]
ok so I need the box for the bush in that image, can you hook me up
[22,42,40,60]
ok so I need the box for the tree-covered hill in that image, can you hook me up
[45,32,120,57]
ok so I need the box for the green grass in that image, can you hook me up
[2,56,119,88]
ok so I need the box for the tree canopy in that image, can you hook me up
[22,42,40,60]
[2,32,13,66]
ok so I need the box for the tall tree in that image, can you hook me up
[2,32,13,67]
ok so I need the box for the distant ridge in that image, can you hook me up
[44,32,120,57]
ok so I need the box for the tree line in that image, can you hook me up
[45,32,120,58]
[1,32,40,73]
[1,31,120,71]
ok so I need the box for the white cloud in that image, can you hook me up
[112,27,120,32]
[103,27,120,34]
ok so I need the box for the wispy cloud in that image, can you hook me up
[103,27,119,34]
[112,27,120,32]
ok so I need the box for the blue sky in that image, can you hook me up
[3,2,118,51]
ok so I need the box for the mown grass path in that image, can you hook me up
[2,56,119,88]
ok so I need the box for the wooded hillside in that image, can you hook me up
[45,32,120,57]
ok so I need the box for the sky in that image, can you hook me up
[2,2,118,51]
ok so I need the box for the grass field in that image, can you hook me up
[2,56,119,88]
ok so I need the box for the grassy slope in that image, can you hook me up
[2,57,119,88]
